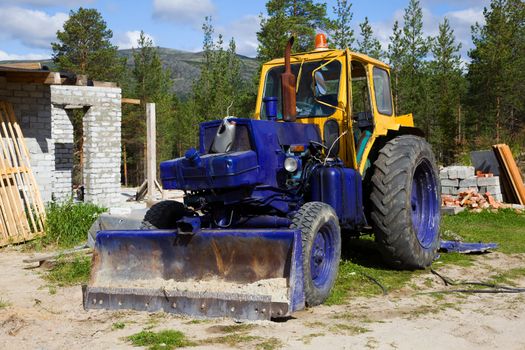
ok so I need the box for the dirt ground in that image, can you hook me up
[1,249,525,350]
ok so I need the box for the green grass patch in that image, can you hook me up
[328,210,525,304]
[201,333,260,346]
[327,237,419,304]
[301,332,325,344]
[207,323,256,334]
[490,267,525,286]
[0,298,10,309]
[112,322,126,330]
[329,323,370,335]
[127,330,194,350]
[256,337,283,350]
[41,200,106,248]
[43,255,91,287]
[441,209,525,254]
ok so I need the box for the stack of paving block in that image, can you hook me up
[440,166,503,202]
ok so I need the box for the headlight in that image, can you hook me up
[284,157,299,173]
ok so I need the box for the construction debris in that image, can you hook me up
[493,144,525,205]
[440,166,503,202]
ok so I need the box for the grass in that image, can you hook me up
[327,209,525,304]
[256,337,283,350]
[326,236,418,304]
[112,322,126,330]
[41,200,106,249]
[490,267,525,286]
[441,209,525,254]
[127,330,194,350]
[0,298,10,309]
[43,255,91,287]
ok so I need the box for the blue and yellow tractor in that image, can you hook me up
[84,35,441,320]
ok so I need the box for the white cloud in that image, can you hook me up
[0,0,92,6]
[153,0,215,25]
[366,4,486,61]
[0,7,67,49]
[116,30,155,50]
[216,15,260,57]
[0,50,49,61]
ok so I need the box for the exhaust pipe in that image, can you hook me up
[281,37,297,122]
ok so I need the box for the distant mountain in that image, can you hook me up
[0,48,260,98]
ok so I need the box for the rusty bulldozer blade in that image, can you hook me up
[83,229,305,320]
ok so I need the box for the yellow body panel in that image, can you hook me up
[254,49,418,174]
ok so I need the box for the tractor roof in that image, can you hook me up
[263,49,390,70]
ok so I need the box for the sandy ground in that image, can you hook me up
[1,249,525,350]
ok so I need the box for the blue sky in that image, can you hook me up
[0,0,489,61]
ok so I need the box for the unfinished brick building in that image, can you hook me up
[0,66,122,207]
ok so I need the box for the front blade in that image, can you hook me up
[84,229,304,320]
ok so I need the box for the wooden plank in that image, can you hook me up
[146,103,156,202]
[493,145,518,204]
[493,144,525,205]
[7,106,46,228]
[0,62,42,70]
[0,101,46,246]
[122,98,141,105]
[0,103,40,232]
[23,246,91,265]
[499,144,525,205]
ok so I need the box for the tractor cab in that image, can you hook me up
[255,34,420,174]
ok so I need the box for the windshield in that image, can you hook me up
[261,60,341,119]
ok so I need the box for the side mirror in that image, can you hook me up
[312,70,327,97]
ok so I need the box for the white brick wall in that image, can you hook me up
[0,78,122,207]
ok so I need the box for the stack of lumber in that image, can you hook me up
[0,101,46,247]
[493,144,525,205]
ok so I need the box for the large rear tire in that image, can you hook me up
[141,200,191,229]
[291,202,341,306]
[369,135,440,269]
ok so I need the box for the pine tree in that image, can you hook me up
[122,31,176,184]
[357,17,383,60]
[467,0,525,147]
[387,21,403,115]
[398,0,430,131]
[193,17,244,121]
[429,18,465,164]
[331,0,354,50]
[257,0,331,61]
[51,7,125,81]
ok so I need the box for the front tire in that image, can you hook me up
[369,135,441,269]
[291,202,341,306]
[141,200,191,229]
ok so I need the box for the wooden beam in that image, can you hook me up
[122,98,141,105]
[0,62,42,70]
[146,103,156,202]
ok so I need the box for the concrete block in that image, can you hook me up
[477,176,500,186]
[441,206,466,216]
[486,185,502,195]
[459,177,478,188]
[441,179,459,187]
[442,187,458,195]
[446,166,475,180]
[458,187,478,193]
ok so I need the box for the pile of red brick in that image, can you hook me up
[442,189,503,211]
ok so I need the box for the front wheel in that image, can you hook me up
[369,135,441,269]
[291,202,341,306]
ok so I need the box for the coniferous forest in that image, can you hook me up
[50,0,525,186]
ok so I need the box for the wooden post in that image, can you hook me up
[146,103,156,202]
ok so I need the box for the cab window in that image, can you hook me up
[261,60,342,119]
[373,67,393,116]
